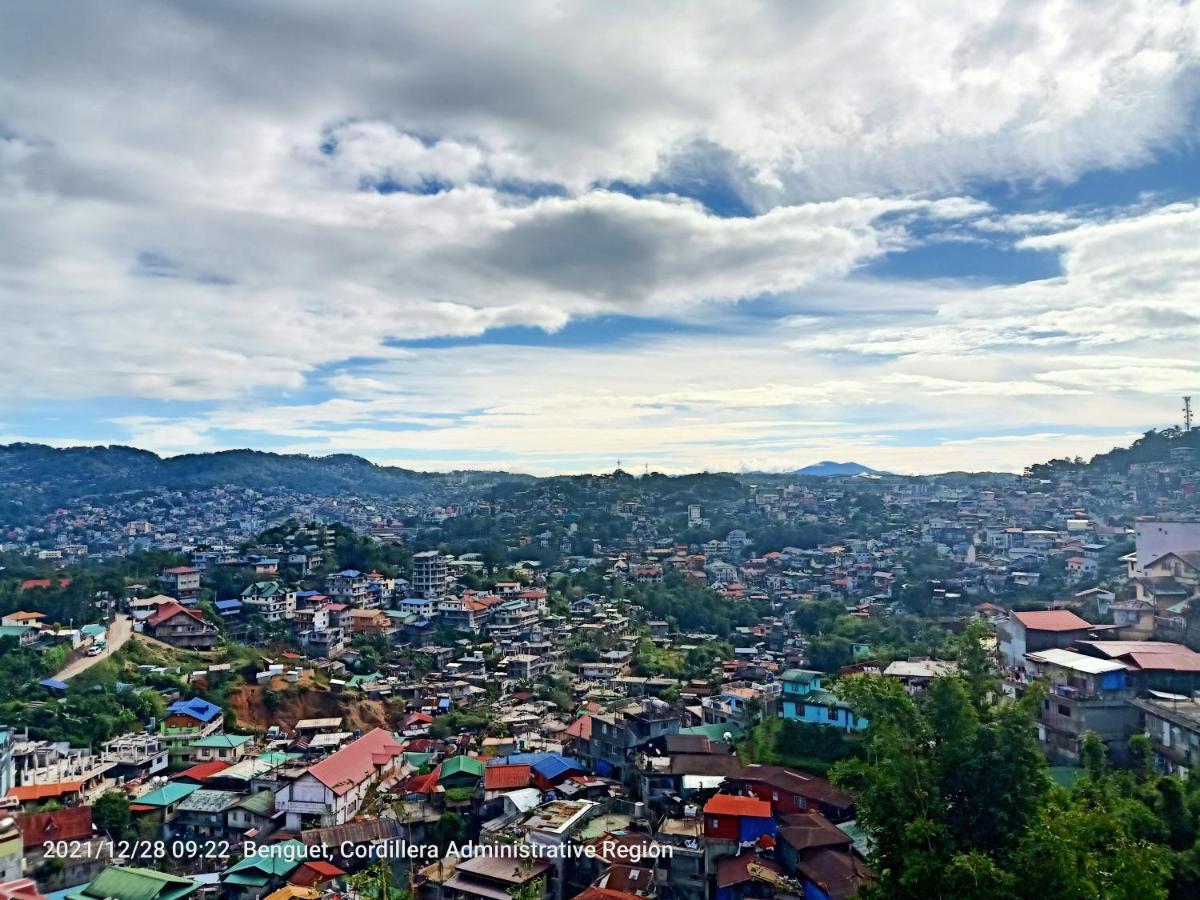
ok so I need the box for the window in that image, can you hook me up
[827,706,839,720]
[1058,704,1071,717]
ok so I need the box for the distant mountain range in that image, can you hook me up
[793,460,886,477]
[0,443,531,522]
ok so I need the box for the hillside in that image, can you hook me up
[0,442,531,519]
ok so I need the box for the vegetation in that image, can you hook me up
[832,627,1200,899]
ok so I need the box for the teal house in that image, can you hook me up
[778,669,867,732]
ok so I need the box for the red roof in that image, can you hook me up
[703,794,773,818]
[288,861,346,887]
[175,760,231,782]
[0,879,47,900]
[1011,609,1092,632]
[404,765,442,795]
[163,566,198,575]
[574,890,641,900]
[147,600,206,627]
[16,806,92,849]
[308,728,405,796]
[483,764,531,791]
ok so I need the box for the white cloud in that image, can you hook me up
[1,1,1199,471]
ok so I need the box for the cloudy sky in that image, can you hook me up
[3,0,1200,475]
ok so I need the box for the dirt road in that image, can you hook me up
[57,613,133,680]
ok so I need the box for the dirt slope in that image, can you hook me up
[230,676,393,734]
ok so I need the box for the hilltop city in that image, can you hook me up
[0,426,1199,899]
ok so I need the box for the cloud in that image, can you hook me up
[2,1,1199,471]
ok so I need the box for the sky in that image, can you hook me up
[2,0,1200,476]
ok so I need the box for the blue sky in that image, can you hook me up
[2,1,1200,474]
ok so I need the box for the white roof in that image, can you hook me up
[1025,648,1126,675]
[883,659,958,679]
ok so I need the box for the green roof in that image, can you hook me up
[0,625,32,638]
[192,734,252,749]
[346,672,384,687]
[403,751,433,769]
[223,839,309,879]
[680,722,745,740]
[780,669,823,683]
[69,866,198,900]
[233,789,277,816]
[133,782,200,807]
[242,581,286,597]
[439,755,485,781]
[805,688,852,709]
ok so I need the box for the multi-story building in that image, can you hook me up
[411,551,450,601]
[158,566,201,604]
[1025,647,1136,764]
[240,581,296,622]
[1133,695,1200,776]
[325,570,369,607]
[274,728,405,831]
[778,670,867,732]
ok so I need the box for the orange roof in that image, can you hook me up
[704,794,773,818]
[483,764,531,791]
[564,714,593,741]
[308,728,405,795]
[1011,609,1092,632]
[5,612,46,621]
[8,782,83,802]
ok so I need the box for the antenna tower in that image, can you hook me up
[1185,396,1194,432]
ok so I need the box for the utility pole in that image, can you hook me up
[1185,396,1194,433]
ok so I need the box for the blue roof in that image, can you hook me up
[489,752,588,769]
[437,698,451,710]
[295,590,321,598]
[214,599,242,610]
[531,754,584,779]
[334,569,362,577]
[40,678,68,691]
[168,697,222,723]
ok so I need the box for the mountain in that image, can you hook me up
[793,460,884,477]
[0,443,532,521]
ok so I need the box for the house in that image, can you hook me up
[998,609,1097,673]
[325,570,370,606]
[702,793,776,843]
[728,764,855,822]
[881,659,958,695]
[273,728,405,830]
[1132,695,1200,776]
[443,853,550,900]
[777,670,866,732]
[66,867,198,900]
[161,698,224,766]
[192,734,252,764]
[241,582,296,622]
[143,601,218,650]
[129,782,201,828]
[159,567,201,603]
[438,755,485,790]
[1024,648,1135,764]
[219,840,308,898]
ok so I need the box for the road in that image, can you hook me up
[57,613,133,680]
